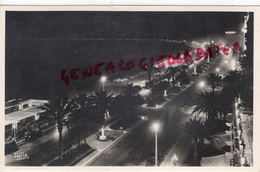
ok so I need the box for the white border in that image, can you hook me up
[0,0,260,6]
[0,5,259,172]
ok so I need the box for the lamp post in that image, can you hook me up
[153,122,160,166]
[100,76,107,91]
[12,121,18,141]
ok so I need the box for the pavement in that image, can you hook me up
[240,114,253,166]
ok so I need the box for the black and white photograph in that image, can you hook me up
[3,7,255,168]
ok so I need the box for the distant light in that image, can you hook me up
[199,81,205,88]
[216,68,220,72]
[225,31,236,34]
[101,76,107,82]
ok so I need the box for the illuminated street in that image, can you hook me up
[5,11,253,167]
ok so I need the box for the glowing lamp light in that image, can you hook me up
[153,123,160,133]
[199,81,205,88]
[101,76,107,82]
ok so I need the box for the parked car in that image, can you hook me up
[146,152,165,166]
[25,129,42,141]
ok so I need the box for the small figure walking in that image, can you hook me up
[171,154,178,166]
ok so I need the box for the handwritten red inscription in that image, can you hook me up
[61,42,239,85]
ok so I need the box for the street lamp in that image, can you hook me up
[12,121,18,141]
[192,60,198,76]
[152,122,160,166]
[100,76,107,91]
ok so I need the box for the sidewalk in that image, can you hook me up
[75,119,145,166]
[160,132,192,166]
[240,115,253,166]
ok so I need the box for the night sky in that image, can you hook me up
[5,11,247,101]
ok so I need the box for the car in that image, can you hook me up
[146,152,165,166]
[25,129,42,141]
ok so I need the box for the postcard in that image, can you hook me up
[1,5,259,172]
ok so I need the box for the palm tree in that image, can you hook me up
[222,70,243,97]
[177,64,189,75]
[68,107,102,146]
[192,92,223,130]
[122,83,141,96]
[205,73,222,93]
[88,90,114,140]
[73,93,89,109]
[118,83,145,121]
[182,117,205,165]
[38,96,73,159]
[165,66,180,83]
[66,93,100,145]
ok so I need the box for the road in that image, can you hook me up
[88,53,232,166]
[5,126,72,166]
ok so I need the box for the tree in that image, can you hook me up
[205,73,222,93]
[38,96,73,159]
[165,66,180,83]
[88,90,114,120]
[67,93,102,146]
[114,83,145,122]
[182,117,206,165]
[218,92,233,122]
[191,92,223,131]
[122,83,141,96]
[73,93,89,109]
[88,90,114,140]
[222,70,243,98]
[68,108,102,146]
